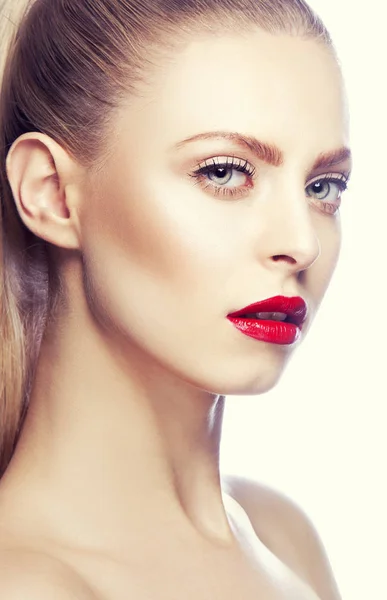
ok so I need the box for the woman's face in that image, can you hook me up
[78,28,350,395]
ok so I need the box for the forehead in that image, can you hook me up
[118,29,348,159]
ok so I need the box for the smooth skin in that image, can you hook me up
[0,28,350,599]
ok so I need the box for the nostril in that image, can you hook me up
[272,254,297,264]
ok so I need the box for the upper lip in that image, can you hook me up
[228,295,308,327]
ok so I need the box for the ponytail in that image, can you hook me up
[0,1,30,74]
[0,0,39,477]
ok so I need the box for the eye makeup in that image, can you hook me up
[305,172,350,215]
[188,152,350,211]
[189,155,256,199]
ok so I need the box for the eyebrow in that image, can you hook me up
[175,131,352,171]
[312,147,352,170]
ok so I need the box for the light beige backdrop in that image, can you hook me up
[221,2,387,599]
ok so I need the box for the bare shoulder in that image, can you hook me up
[223,475,342,600]
[0,545,98,599]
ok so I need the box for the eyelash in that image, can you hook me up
[305,173,349,215]
[189,156,256,199]
[189,157,350,214]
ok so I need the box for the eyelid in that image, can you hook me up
[193,155,256,175]
[305,171,348,215]
[189,155,256,200]
[306,170,351,186]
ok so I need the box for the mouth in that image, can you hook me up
[227,295,308,345]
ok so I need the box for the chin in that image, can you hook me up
[218,371,285,397]
[192,353,293,397]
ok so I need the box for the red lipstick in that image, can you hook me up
[227,296,307,345]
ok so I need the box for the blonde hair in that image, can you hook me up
[0,0,331,476]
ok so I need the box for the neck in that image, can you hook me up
[3,290,233,556]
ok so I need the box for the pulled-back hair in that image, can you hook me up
[0,0,331,476]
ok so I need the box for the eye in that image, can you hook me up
[306,174,349,214]
[190,156,256,198]
[207,166,234,185]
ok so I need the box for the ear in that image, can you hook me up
[6,132,85,250]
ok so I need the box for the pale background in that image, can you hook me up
[221,2,387,599]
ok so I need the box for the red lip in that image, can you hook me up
[227,295,307,345]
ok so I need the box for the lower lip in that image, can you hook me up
[227,317,301,345]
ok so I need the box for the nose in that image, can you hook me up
[258,184,321,275]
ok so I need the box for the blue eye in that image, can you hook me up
[307,180,345,202]
[305,174,349,214]
[207,166,233,185]
[190,156,256,198]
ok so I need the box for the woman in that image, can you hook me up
[0,0,350,597]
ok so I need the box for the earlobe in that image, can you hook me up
[6,132,82,250]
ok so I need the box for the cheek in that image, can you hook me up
[78,170,237,338]
[78,173,259,392]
